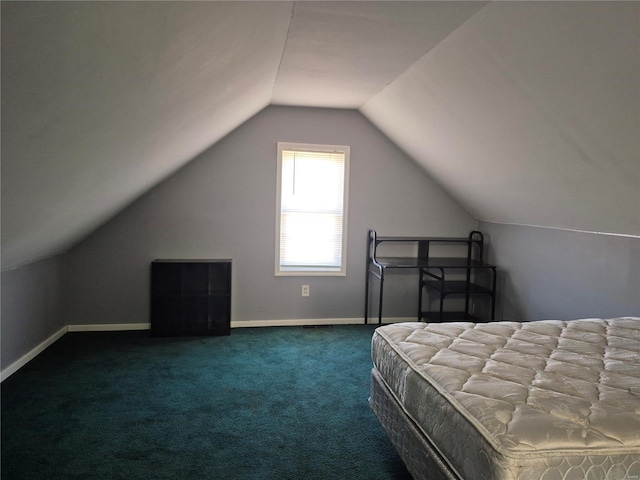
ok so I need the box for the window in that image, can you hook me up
[275,142,350,276]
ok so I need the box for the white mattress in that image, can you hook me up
[372,318,640,480]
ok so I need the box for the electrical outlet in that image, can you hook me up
[302,285,310,297]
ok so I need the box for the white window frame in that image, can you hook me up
[275,142,350,276]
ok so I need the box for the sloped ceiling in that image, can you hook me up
[2,1,638,271]
[362,1,640,237]
[1,1,293,270]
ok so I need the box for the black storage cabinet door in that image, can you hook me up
[150,260,231,336]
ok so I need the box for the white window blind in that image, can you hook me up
[276,143,350,276]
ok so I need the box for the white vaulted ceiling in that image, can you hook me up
[272,1,486,108]
[2,1,638,270]
[362,1,640,236]
[1,1,293,270]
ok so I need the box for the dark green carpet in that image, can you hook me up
[1,325,411,479]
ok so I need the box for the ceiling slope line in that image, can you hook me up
[270,1,297,103]
[479,221,640,239]
[359,1,492,110]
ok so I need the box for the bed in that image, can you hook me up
[370,318,640,480]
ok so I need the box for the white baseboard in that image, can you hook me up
[231,318,361,328]
[1,326,68,382]
[57,317,413,332]
[230,317,415,328]
[69,317,416,331]
[365,317,417,325]
[1,317,416,381]
[67,323,150,332]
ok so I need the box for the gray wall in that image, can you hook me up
[1,255,65,370]
[64,106,476,326]
[480,222,640,321]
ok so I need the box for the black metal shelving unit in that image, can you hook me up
[365,229,496,324]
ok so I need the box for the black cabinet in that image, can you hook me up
[150,260,231,336]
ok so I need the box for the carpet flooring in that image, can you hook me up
[1,325,412,479]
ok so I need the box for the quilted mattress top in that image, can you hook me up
[373,318,640,457]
